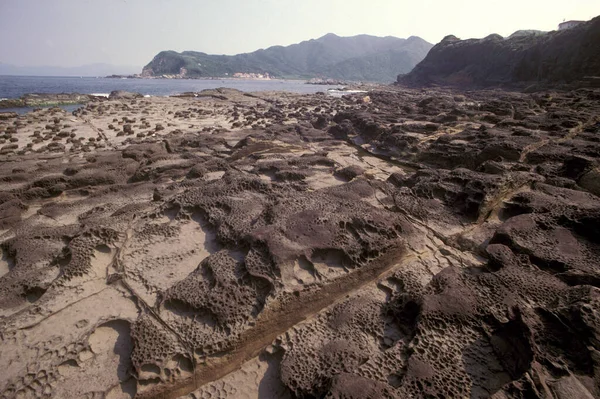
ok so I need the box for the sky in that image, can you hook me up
[1,0,599,69]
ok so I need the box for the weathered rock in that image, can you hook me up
[0,112,18,120]
[108,90,143,100]
[400,16,600,88]
[578,167,600,196]
[0,93,96,108]
[1,87,600,399]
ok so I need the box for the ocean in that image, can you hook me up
[0,75,343,99]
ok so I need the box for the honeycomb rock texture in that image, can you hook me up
[1,88,600,399]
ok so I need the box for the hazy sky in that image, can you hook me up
[1,0,599,68]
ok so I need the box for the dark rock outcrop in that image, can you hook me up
[399,16,600,88]
[108,90,143,100]
[0,93,99,109]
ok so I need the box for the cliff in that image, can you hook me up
[398,15,600,88]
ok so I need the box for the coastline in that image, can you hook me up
[0,82,372,111]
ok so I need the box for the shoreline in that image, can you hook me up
[0,85,371,111]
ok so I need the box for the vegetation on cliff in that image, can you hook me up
[399,16,600,88]
[142,34,432,82]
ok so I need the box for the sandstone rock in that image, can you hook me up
[108,90,143,100]
[578,167,600,196]
[549,376,595,399]
[0,112,18,120]
[1,87,600,399]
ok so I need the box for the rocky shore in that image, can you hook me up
[1,86,600,399]
[0,93,102,109]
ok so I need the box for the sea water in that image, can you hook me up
[0,75,352,114]
[0,75,343,99]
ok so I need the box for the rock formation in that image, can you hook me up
[399,15,600,88]
[0,93,102,109]
[0,86,599,398]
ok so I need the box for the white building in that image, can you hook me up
[559,20,585,30]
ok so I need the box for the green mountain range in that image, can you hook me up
[142,33,433,82]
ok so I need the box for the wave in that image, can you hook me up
[88,93,152,98]
[327,89,368,97]
[327,89,368,94]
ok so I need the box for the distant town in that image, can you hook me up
[231,72,271,79]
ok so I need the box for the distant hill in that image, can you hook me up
[398,16,600,88]
[142,34,433,82]
[0,63,140,77]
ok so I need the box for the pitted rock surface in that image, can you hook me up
[1,87,600,399]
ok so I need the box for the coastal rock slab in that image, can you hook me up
[1,86,600,399]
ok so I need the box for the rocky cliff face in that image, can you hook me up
[142,34,433,82]
[399,16,600,88]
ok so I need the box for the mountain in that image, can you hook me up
[398,16,600,88]
[142,34,433,82]
[0,63,141,77]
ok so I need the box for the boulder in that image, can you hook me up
[0,112,18,120]
[108,90,143,100]
[578,167,600,196]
